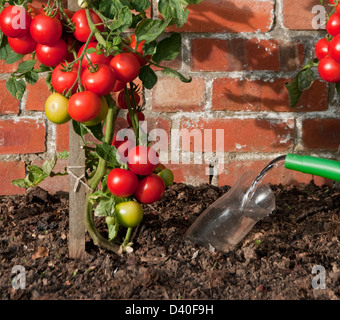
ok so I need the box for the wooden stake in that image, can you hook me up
[67,0,85,259]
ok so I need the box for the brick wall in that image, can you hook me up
[1,0,339,195]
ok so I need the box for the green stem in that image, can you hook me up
[124,86,139,144]
[122,228,133,250]
[84,96,121,253]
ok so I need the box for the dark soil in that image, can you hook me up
[0,182,340,300]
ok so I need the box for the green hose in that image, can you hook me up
[285,154,340,181]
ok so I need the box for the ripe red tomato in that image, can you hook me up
[81,64,116,96]
[68,91,101,122]
[117,89,141,109]
[0,5,31,38]
[315,38,329,61]
[71,9,103,42]
[107,168,139,198]
[134,174,165,204]
[110,53,140,83]
[51,62,79,95]
[318,56,340,82]
[112,136,136,162]
[36,39,68,67]
[112,79,126,92]
[327,13,340,36]
[82,96,108,126]
[329,35,340,62]
[77,42,111,67]
[8,33,36,54]
[30,14,62,45]
[127,111,145,127]
[127,146,159,176]
[128,34,152,66]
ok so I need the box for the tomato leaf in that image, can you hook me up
[285,62,317,108]
[72,120,87,144]
[139,65,158,89]
[5,50,24,64]
[95,197,116,217]
[16,60,36,74]
[99,0,130,19]
[108,6,133,32]
[135,19,169,43]
[108,223,119,241]
[6,78,26,100]
[0,38,11,60]
[161,67,192,83]
[83,122,104,142]
[42,154,58,176]
[153,33,181,64]
[96,142,121,166]
[25,70,39,85]
[131,0,150,12]
[158,0,189,27]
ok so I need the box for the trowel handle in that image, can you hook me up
[285,154,340,181]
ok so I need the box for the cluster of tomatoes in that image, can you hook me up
[0,4,146,126]
[0,3,173,230]
[106,144,174,228]
[315,0,340,82]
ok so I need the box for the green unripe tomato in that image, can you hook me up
[115,201,143,228]
[105,216,115,226]
[158,169,174,187]
[45,93,71,124]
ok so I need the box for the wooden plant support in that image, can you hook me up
[67,0,86,259]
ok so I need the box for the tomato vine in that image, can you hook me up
[0,0,203,253]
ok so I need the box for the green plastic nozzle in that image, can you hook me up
[285,154,340,181]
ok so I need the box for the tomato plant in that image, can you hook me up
[286,1,340,107]
[2,0,202,254]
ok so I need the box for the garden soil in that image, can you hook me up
[0,182,339,300]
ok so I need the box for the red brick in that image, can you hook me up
[0,80,20,114]
[26,78,51,111]
[0,161,26,195]
[0,119,46,154]
[212,78,328,112]
[302,118,340,150]
[191,38,303,72]
[283,0,331,30]
[166,163,210,186]
[168,0,274,33]
[56,122,69,152]
[218,159,333,187]
[32,159,69,194]
[152,77,205,112]
[180,118,295,153]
